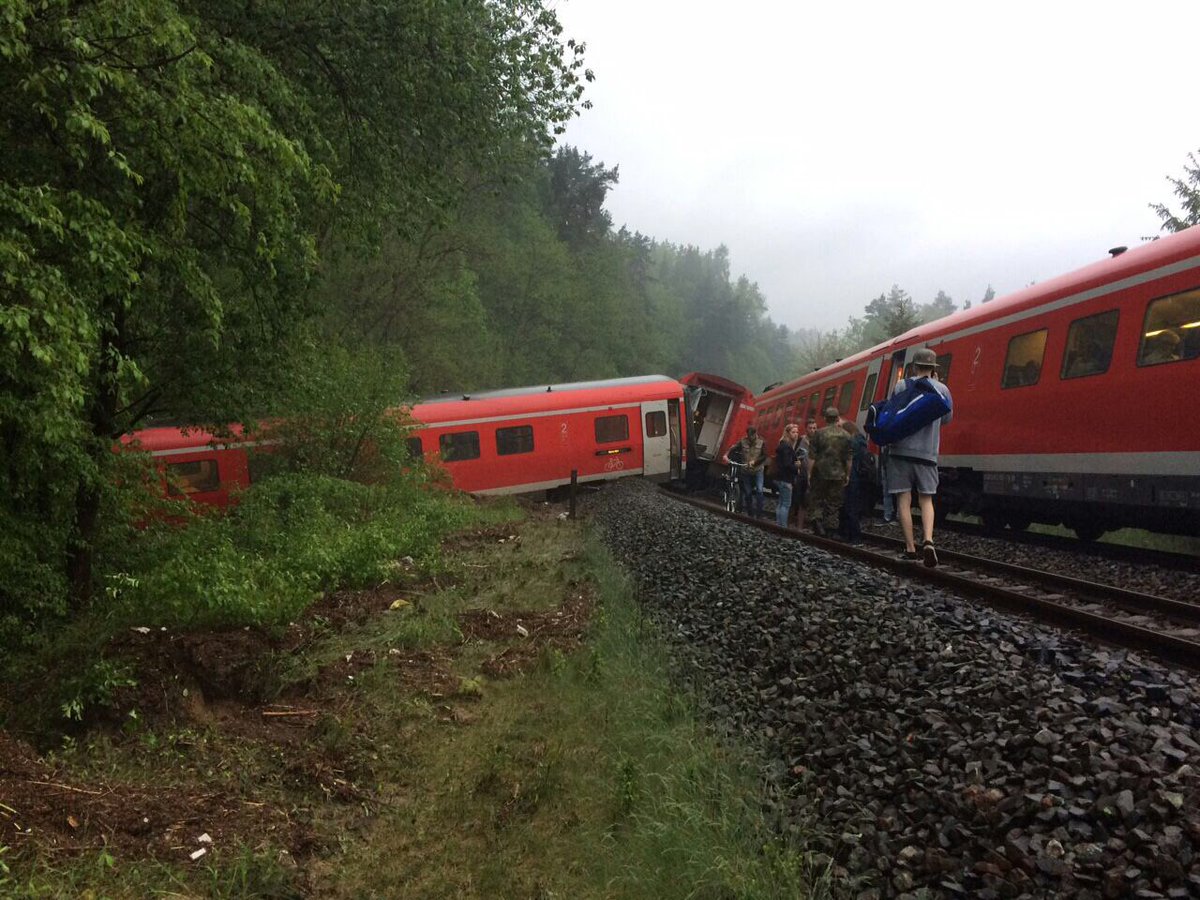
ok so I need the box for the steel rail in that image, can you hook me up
[665,490,1200,670]
[930,517,1200,574]
[859,532,1200,623]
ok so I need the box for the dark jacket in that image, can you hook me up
[774,439,799,482]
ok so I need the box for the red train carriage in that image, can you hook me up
[407,375,686,494]
[126,375,687,505]
[121,424,256,509]
[680,372,757,472]
[754,224,1200,540]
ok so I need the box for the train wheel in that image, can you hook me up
[981,511,1006,533]
[1005,515,1031,532]
[1073,522,1106,542]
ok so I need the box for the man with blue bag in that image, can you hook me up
[866,348,953,567]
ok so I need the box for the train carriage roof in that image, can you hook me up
[759,223,1200,401]
[412,374,683,425]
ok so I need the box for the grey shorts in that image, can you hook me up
[885,455,939,496]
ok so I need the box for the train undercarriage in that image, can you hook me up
[938,467,1200,542]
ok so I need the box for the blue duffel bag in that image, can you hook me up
[864,377,951,446]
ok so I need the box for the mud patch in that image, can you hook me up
[0,731,315,864]
[466,583,595,679]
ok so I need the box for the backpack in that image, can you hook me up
[851,438,877,484]
[864,377,951,446]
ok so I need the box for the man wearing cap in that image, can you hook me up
[886,347,953,566]
[723,424,767,517]
[806,406,852,536]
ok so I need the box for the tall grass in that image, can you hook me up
[567,540,832,899]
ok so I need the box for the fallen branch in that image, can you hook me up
[261,709,319,718]
[24,780,103,796]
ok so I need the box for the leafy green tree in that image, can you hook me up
[1151,149,1200,233]
[861,285,920,346]
[917,290,957,324]
[543,147,617,249]
[0,0,589,616]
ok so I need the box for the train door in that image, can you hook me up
[855,357,885,429]
[880,348,907,398]
[641,399,672,480]
[668,398,683,480]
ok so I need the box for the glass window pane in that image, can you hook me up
[167,459,219,494]
[836,380,854,414]
[644,411,666,438]
[496,425,534,456]
[821,386,836,410]
[439,431,480,462]
[405,437,424,459]
[935,353,953,385]
[1062,310,1118,379]
[1002,329,1048,388]
[859,373,878,411]
[1138,288,1200,366]
[595,414,629,443]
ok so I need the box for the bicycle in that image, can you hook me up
[721,460,746,513]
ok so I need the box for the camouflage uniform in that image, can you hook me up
[807,423,852,534]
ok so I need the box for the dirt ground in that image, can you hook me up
[0,519,594,883]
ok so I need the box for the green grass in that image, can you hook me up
[314,522,831,899]
[2,510,830,899]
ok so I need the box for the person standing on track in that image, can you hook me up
[885,347,953,566]
[723,424,767,518]
[773,423,801,527]
[806,407,852,537]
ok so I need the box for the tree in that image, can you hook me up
[861,285,920,346]
[918,290,957,324]
[1151,150,1200,233]
[542,147,617,248]
[0,0,590,612]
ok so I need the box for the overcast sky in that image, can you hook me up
[552,0,1200,333]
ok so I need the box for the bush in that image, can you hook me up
[108,473,474,630]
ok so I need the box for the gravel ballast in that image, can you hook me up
[594,481,1200,899]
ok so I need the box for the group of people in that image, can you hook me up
[721,347,953,567]
[725,407,874,543]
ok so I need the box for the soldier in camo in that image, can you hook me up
[806,406,852,536]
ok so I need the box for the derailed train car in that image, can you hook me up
[679,372,756,487]
[126,375,687,505]
[753,225,1200,540]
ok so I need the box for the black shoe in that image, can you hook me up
[898,549,920,561]
[922,540,938,568]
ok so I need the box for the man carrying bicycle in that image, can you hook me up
[722,424,767,518]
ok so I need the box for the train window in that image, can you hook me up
[496,425,534,455]
[808,392,818,419]
[859,373,878,411]
[1001,329,1048,388]
[167,459,219,494]
[644,411,666,438]
[1138,288,1200,367]
[594,414,629,443]
[405,437,424,459]
[1062,310,1118,379]
[439,431,480,462]
[836,380,854,415]
[821,386,836,411]
[784,399,796,424]
[935,353,953,385]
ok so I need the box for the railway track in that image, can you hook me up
[667,490,1200,671]
[918,515,1200,573]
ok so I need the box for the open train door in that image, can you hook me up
[641,399,672,481]
[854,355,886,430]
